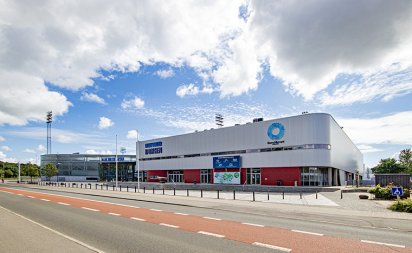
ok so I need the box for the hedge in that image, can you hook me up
[367,184,410,199]
[389,199,412,213]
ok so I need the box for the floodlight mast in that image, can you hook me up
[215,113,223,128]
[46,111,52,154]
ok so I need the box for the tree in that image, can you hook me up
[42,163,58,181]
[26,163,40,183]
[371,158,405,174]
[399,149,412,171]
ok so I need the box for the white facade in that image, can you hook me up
[139,113,363,175]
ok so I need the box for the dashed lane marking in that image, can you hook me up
[17,194,23,196]
[27,196,35,198]
[292,229,324,236]
[108,212,120,216]
[361,240,405,248]
[41,199,50,202]
[197,231,225,238]
[58,202,70,206]
[159,223,179,228]
[242,222,264,227]
[174,212,189,216]
[252,242,292,252]
[130,217,146,222]
[150,209,163,212]
[203,217,222,221]
[81,207,99,212]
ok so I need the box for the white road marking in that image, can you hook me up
[203,217,221,221]
[292,229,324,236]
[252,242,291,252]
[58,202,70,206]
[108,212,120,216]
[27,196,35,198]
[197,231,225,238]
[242,222,264,227]
[41,199,51,202]
[159,223,179,228]
[174,212,189,216]
[0,205,106,253]
[130,217,146,222]
[17,194,23,196]
[150,209,162,212]
[81,207,99,212]
[361,240,405,248]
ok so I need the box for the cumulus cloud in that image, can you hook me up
[0,136,5,142]
[121,96,145,110]
[0,151,17,163]
[126,130,138,140]
[337,111,412,145]
[98,117,114,129]
[24,148,36,153]
[156,68,175,79]
[37,144,46,153]
[357,144,383,154]
[1,146,11,152]
[249,0,412,100]
[85,149,112,155]
[176,83,215,97]
[80,92,107,105]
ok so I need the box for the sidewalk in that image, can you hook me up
[12,183,412,221]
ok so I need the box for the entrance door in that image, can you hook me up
[168,171,184,183]
[247,168,261,185]
[200,169,210,183]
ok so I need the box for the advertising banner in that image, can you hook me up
[214,172,241,184]
[213,156,241,169]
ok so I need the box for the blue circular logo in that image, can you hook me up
[267,123,285,140]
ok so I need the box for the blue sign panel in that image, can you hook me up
[267,122,285,140]
[213,156,241,169]
[101,157,124,162]
[145,141,163,155]
[391,187,403,196]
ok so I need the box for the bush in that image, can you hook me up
[389,199,412,213]
[367,184,410,199]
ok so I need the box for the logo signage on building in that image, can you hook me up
[267,122,285,145]
[145,141,163,155]
[214,172,240,184]
[213,156,241,169]
[101,157,124,162]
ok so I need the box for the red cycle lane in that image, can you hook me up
[1,187,410,253]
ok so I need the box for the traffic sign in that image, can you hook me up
[391,187,403,197]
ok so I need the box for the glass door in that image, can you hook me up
[247,168,261,185]
[200,169,210,183]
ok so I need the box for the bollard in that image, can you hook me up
[95,184,97,190]
[106,185,108,190]
[253,191,255,201]
[341,190,343,199]
[282,191,285,199]
[300,191,302,199]
[113,185,115,191]
[101,185,103,190]
[217,190,220,199]
[316,191,318,199]
[81,183,83,189]
[267,191,270,201]
[120,185,122,192]
[201,189,203,198]
[153,187,155,194]
[187,189,189,197]
[135,186,137,193]
[233,190,236,200]
[163,188,165,195]
[127,186,129,192]
[173,188,176,196]
[143,187,146,193]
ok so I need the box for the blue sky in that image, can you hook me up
[0,1,411,172]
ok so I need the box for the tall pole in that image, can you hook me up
[18,162,21,183]
[136,130,140,192]
[115,134,118,190]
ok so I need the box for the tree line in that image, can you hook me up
[0,161,59,182]
[372,149,412,175]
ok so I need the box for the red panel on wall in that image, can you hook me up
[147,170,167,182]
[241,168,247,185]
[184,169,200,183]
[261,167,301,186]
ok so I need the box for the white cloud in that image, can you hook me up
[176,83,215,97]
[98,117,114,129]
[156,68,175,79]
[37,144,46,153]
[1,146,11,152]
[121,96,145,110]
[0,136,5,142]
[249,0,412,100]
[0,151,17,163]
[357,144,383,154]
[318,65,412,106]
[24,148,36,153]
[85,149,112,155]
[80,92,107,105]
[126,130,138,140]
[337,111,412,145]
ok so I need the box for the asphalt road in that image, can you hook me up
[0,186,411,253]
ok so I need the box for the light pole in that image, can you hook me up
[136,130,140,192]
[115,134,118,190]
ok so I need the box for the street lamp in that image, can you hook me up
[57,162,61,183]
[135,130,140,192]
[115,134,118,190]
